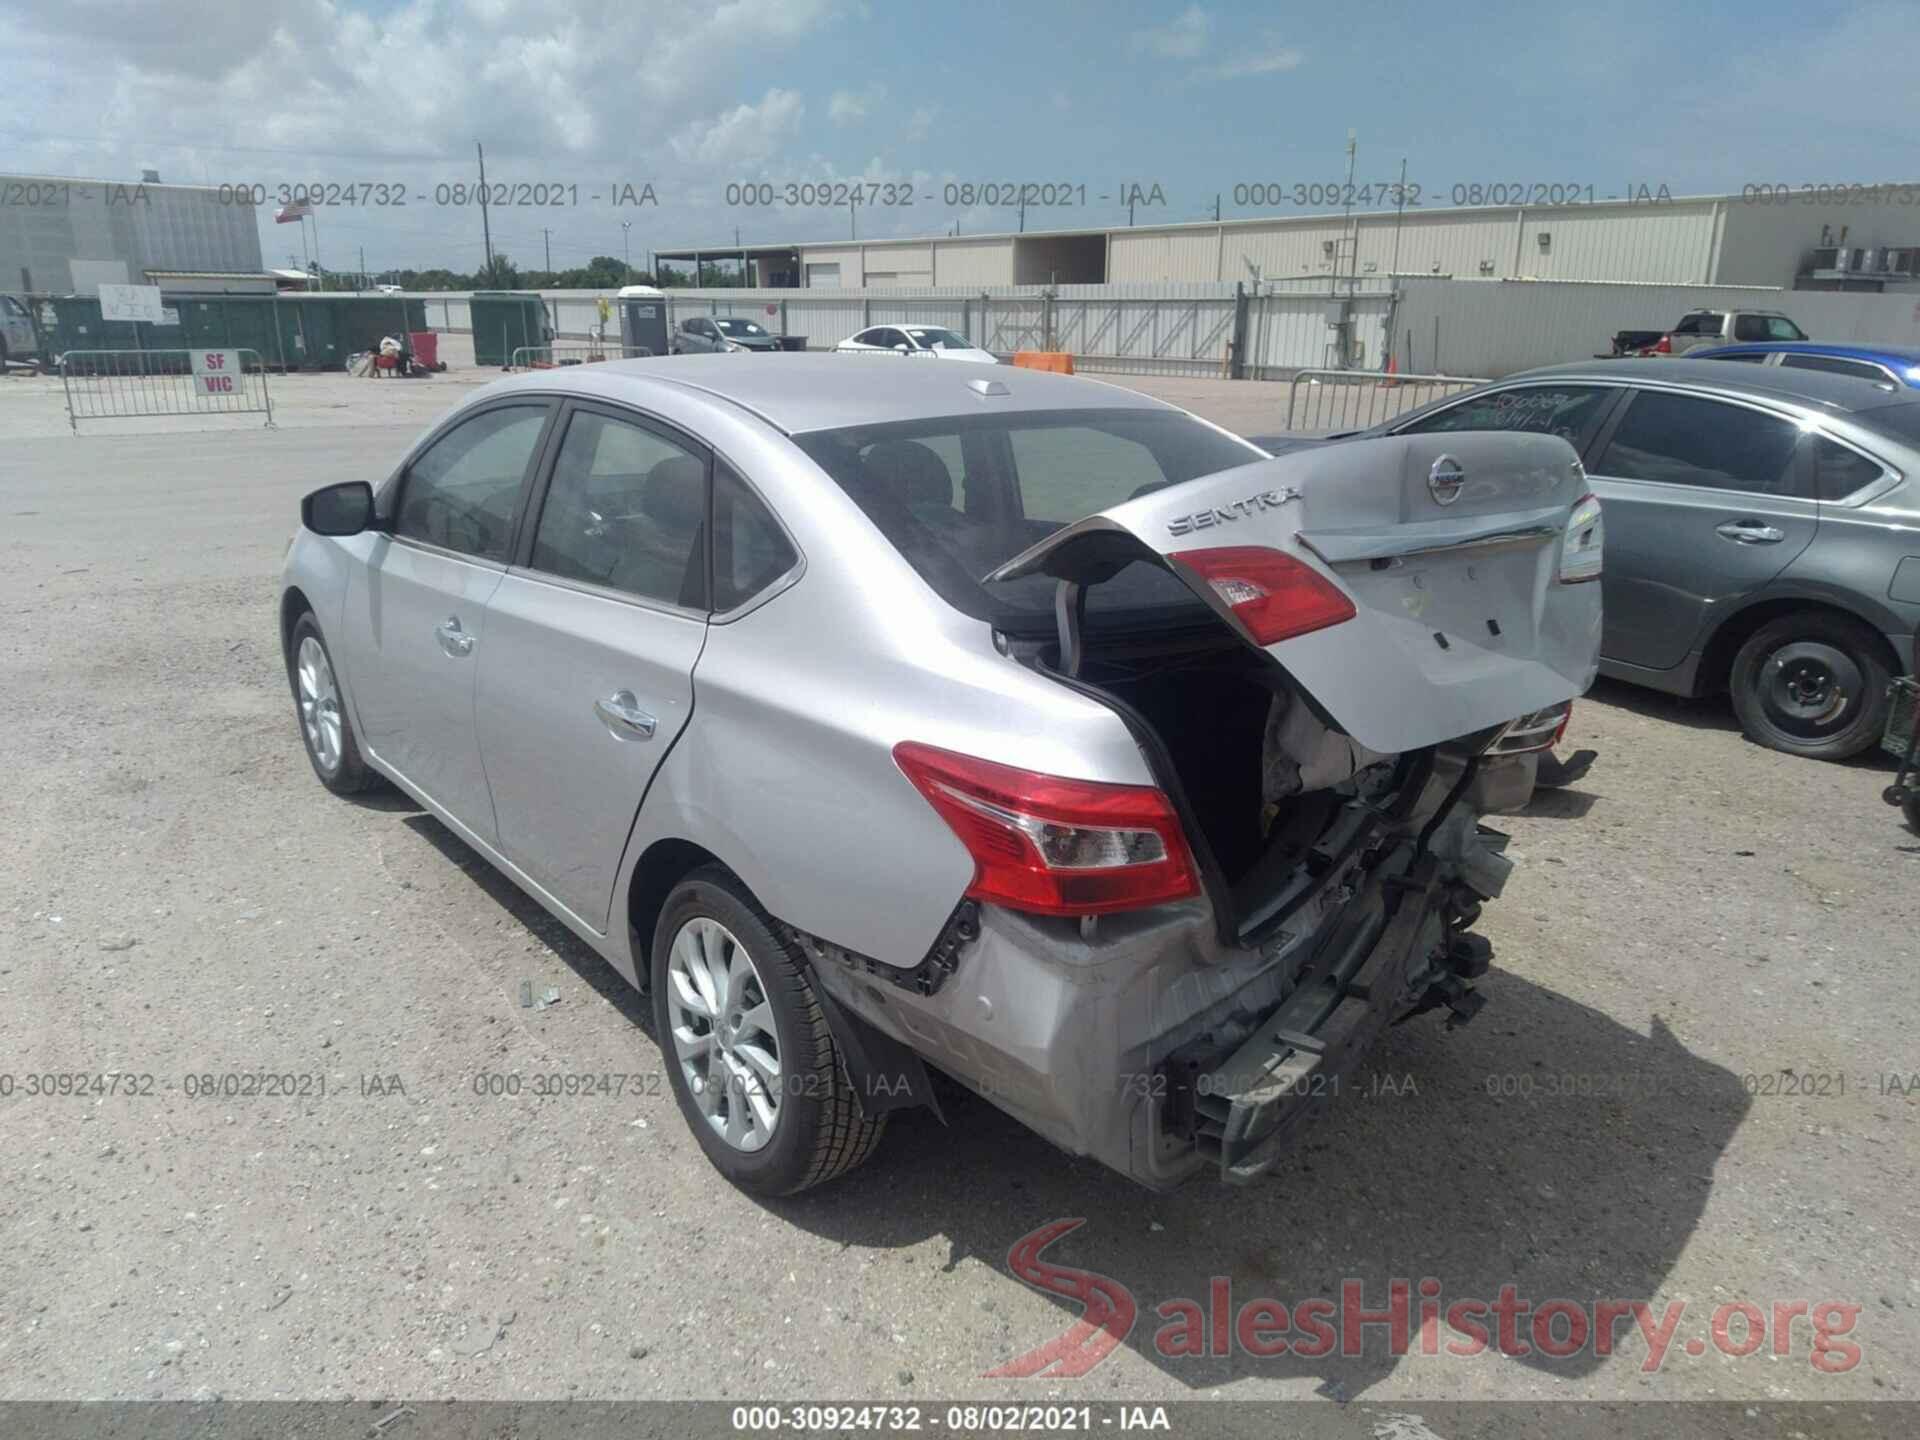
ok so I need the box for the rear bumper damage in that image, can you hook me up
[796,775,1513,1190]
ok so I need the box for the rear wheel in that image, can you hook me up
[651,866,885,1195]
[287,612,378,794]
[1729,613,1891,761]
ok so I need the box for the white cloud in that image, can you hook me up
[0,0,855,263]
[904,105,937,143]
[1209,46,1304,78]
[1129,4,1210,58]
[670,89,806,167]
[829,85,886,124]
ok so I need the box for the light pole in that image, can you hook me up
[621,221,632,284]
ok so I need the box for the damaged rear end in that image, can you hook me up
[793,410,1600,1187]
[974,432,1601,1182]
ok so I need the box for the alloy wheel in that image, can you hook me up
[666,917,783,1152]
[296,635,344,774]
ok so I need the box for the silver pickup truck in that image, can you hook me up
[1651,309,1807,356]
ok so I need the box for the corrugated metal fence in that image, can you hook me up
[404,277,1920,380]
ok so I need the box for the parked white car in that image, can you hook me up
[837,325,997,364]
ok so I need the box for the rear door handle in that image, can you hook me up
[594,690,657,740]
[436,615,475,656]
[1715,520,1786,544]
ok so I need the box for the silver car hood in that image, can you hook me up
[988,433,1602,754]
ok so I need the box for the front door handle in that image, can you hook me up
[436,615,475,657]
[1715,520,1786,544]
[594,690,657,740]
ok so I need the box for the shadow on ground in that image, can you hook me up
[393,809,1751,1399]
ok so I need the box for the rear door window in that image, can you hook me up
[1709,351,1771,364]
[1398,384,1619,452]
[1807,435,1887,501]
[1594,392,1803,495]
[529,410,709,609]
[713,465,799,610]
[1674,312,1722,336]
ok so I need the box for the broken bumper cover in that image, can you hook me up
[801,808,1513,1189]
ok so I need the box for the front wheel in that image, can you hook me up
[287,612,378,794]
[1729,613,1891,761]
[651,866,886,1195]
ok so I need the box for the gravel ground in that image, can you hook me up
[1,354,1915,1417]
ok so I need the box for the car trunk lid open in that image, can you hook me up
[989,431,1602,755]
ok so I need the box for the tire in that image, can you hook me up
[286,611,378,795]
[652,866,886,1195]
[1905,793,1920,835]
[1729,612,1892,761]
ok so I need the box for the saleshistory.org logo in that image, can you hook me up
[984,1220,1863,1378]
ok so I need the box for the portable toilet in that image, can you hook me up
[616,285,669,357]
[470,291,552,368]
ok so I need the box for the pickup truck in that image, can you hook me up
[1640,309,1808,356]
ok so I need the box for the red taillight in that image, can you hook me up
[1169,546,1356,646]
[892,742,1199,916]
[1649,335,1672,354]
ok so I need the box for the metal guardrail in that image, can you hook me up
[61,348,273,432]
[1283,367,1486,433]
[506,342,653,371]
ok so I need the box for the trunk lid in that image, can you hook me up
[988,432,1601,754]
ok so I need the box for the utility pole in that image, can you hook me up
[1389,156,1408,279]
[476,141,495,284]
[1340,129,1358,299]
[1214,193,1221,221]
[1018,195,1026,233]
[358,245,366,291]
[849,200,857,240]
[543,228,551,273]
[621,221,632,284]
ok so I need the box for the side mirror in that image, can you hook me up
[893,343,911,354]
[302,480,376,536]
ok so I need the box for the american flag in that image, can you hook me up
[274,200,313,224]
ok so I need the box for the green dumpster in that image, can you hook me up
[470,291,552,367]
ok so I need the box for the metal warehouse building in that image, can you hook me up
[660,190,1920,292]
[0,172,263,296]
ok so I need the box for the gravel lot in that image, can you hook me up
[1,349,1915,1421]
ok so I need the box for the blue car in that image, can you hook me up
[1691,341,1920,389]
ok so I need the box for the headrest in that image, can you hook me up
[642,455,706,531]
[861,440,952,508]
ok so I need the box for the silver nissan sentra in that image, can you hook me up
[281,355,1602,1194]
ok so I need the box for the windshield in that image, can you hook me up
[792,408,1262,630]
[714,319,767,336]
[904,328,971,350]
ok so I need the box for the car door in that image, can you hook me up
[344,401,555,837]
[473,401,711,930]
[1582,388,1816,671]
[1,294,37,358]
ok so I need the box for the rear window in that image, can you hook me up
[791,408,1261,630]
[1780,354,1889,383]
[1858,400,1920,446]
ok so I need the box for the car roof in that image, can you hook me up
[1506,357,1908,412]
[476,353,1175,433]
[1691,340,1920,365]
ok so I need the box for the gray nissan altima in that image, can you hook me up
[281,356,1602,1194]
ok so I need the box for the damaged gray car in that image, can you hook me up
[281,356,1602,1194]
